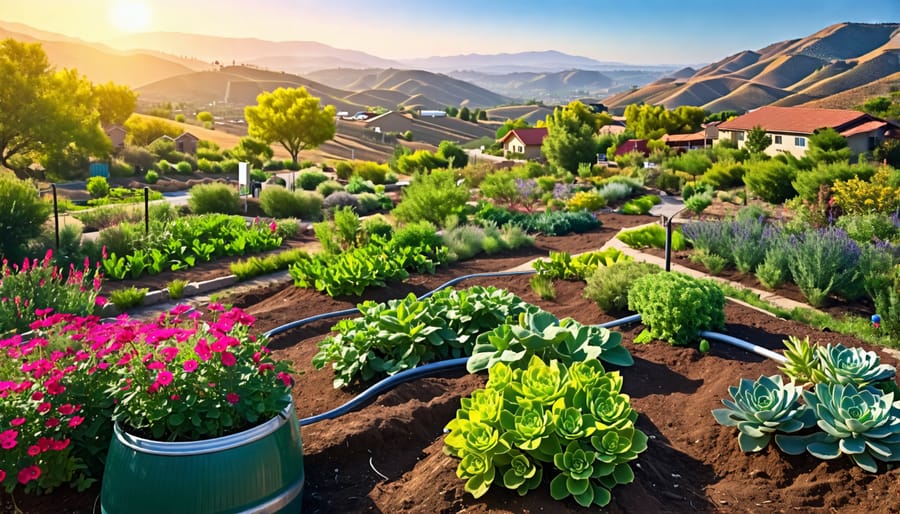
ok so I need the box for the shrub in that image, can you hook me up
[120,145,157,170]
[831,167,900,215]
[744,160,797,204]
[187,183,240,215]
[391,221,442,250]
[654,171,683,193]
[529,274,556,300]
[565,190,606,212]
[355,192,382,215]
[175,161,193,174]
[345,176,375,194]
[596,182,633,203]
[584,261,661,312]
[628,271,725,345]
[297,169,329,191]
[362,214,393,240]
[784,227,862,306]
[394,170,470,228]
[86,176,110,199]
[792,162,876,203]
[479,172,519,206]
[144,170,159,184]
[702,161,745,189]
[617,224,685,250]
[166,278,188,299]
[259,187,323,220]
[335,161,353,180]
[322,191,360,215]
[690,249,728,274]
[442,224,487,261]
[836,213,898,244]
[316,180,344,197]
[620,195,660,215]
[682,220,733,260]
[98,222,145,258]
[684,190,713,215]
[110,159,134,178]
[0,173,51,260]
[445,357,646,507]
[756,236,792,290]
[353,161,389,184]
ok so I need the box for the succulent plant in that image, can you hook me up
[813,343,896,388]
[779,336,819,384]
[712,375,816,452]
[777,383,900,472]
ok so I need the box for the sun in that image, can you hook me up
[108,0,152,33]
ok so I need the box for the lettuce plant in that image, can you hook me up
[628,271,725,345]
[776,383,900,472]
[445,357,647,507]
[712,375,816,452]
[532,249,630,281]
[467,310,633,373]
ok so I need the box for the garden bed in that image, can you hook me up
[4,213,897,514]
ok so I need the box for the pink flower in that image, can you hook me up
[210,339,227,353]
[27,445,40,457]
[226,392,240,404]
[183,360,198,372]
[156,371,174,386]
[160,347,179,362]
[31,391,44,401]
[277,372,292,388]
[95,296,108,307]
[0,470,5,482]
[45,380,65,395]
[10,417,25,427]
[68,416,84,428]
[170,394,181,401]
[209,302,224,312]
[50,439,70,451]
[45,418,60,428]
[58,404,75,415]
[258,363,274,374]
[17,465,40,485]
[269,221,277,233]
[37,402,51,413]
[195,339,211,361]
[220,352,236,367]
[147,361,165,370]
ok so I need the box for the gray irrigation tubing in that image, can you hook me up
[261,271,785,426]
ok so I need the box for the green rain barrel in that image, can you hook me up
[100,401,304,514]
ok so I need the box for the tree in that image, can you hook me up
[197,111,214,123]
[227,137,273,168]
[459,106,471,122]
[541,101,599,173]
[807,127,852,164]
[744,125,772,154]
[94,82,137,127]
[624,104,705,139]
[495,118,530,140]
[0,39,109,180]
[393,169,470,227]
[244,87,336,164]
[437,140,468,168]
[124,115,182,146]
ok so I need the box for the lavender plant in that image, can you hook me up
[784,227,862,306]
[682,220,733,264]
[730,217,771,273]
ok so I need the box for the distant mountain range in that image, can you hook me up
[603,22,900,113]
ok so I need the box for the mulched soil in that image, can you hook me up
[5,211,899,514]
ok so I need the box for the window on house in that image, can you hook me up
[868,136,878,151]
[795,137,806,147]
[736,132,744,141]
[774,135,782,144]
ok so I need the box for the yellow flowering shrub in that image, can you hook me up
[831,167,900,214]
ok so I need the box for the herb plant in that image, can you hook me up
[628,271,725,345]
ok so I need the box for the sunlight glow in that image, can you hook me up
[108,0,152,33]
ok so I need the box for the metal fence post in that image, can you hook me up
[51,184,60,249]
[144,187,150,235]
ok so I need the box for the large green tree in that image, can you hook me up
[124,115,182,146]
[94,81,137,126]
[541,101,599,173]
[624,104,705,139]
[807,127,852,164]
[244,87,336,164]
[0,39,109,180]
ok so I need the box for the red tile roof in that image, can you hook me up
[615,139,649,156]
[498,127,548,146]
[839,120,888,138]
[662,132,706,143]
[718,106,870,135]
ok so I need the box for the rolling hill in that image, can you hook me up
[603,22,900,113]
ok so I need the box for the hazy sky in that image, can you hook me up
[1,0,897,64]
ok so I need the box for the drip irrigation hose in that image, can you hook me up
[262,271,786,427]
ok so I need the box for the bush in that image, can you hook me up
[565,190,606,212]
[346,176,375,194]
[628,271,725,345]
[297,169,329,191]
[335,161,353,180]
[110,159,134,178]
[175,161,193,174]
[654,171,683,193]
[322,191,360,215]
[108,286,148,312]
[596,182,634,203]
[98,222,146,258]
[0,174,51,260]
[617,224,685,250]
[584,261,661,312]
[755,240,791,290]
[701,161,746,189]
[784,227,862,306]
[684,189,713,215]
[144,170,159,184]
[86,176,110,199]
[792,162,876,202]
[744,161,797,204]
[250,169,268,182]
[831,167,900,215]
[362,214,393,240]
[353,161,389,184]
[120,145,156,171]
[259,186,323,220]
[355,192,382,215]
[316,180,344,197]
[391,221,442,250]
[836,213,898,244]
[187,183,240,215]
[620,194,660,215]
[393,170,470,227]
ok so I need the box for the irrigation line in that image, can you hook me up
[261,271,786,427]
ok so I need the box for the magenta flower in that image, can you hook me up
[226,392,240,404]
[160,347,179,362]
[17,465,40,485]
[277,372,292,388]
[0,470,5,482]
[183,360,198,372]
[27,445,40,457]
[68,416,84,428]
[156,371,174,386]
[147,361,165,370]
[45,418,60,428]
[57,404,75,415]
[221,352,236,367]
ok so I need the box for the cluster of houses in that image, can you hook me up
[498,106,899,161]
[103,125,201,155]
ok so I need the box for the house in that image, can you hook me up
[497,127,548,159]
[717,106,897,158]
[364,111,414,134]
[598,118,627,136]
[615,139,650,157]
[174,132,199,154]
[662,123,719,151]
[104,125,127,152]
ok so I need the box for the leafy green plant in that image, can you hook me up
[230,248,310,281]
[107,286,148,312]
[776,383,900,473]
[474,204,600,236]
[532,249,630,281]
[565,191,606,212]
[187,183,240,215]
[259,187,323,220]
[712,375,816,452]
[690,249,727,274]
[445,357,647,507]
[620,195,660,215]
[529,274,556,300]
[0,173,51,261]
[394,169,470,228]
[467,310,633,372]
[296,169,329,190]
[86,176,110,199]
[165,279,188,299]
[584,261,661,313]
[616,224,685,250]
[628,271,725,345]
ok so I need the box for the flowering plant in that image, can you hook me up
[0,304,294,495]
[0,249,105,335]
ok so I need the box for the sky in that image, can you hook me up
[0,0,897,65]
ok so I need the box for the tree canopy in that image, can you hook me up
[541,101,599,173]
[495,118,530,140]
[0,39,112,180]
[94,81,137,126]
[624,104,706,139]
[807,127,852,164]
[245,87,336,164]
[744,125,772,155]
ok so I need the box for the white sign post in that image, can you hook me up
[238,162,249,213]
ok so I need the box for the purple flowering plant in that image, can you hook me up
[0,304,295,495]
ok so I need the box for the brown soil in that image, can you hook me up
[5,212,899,514]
